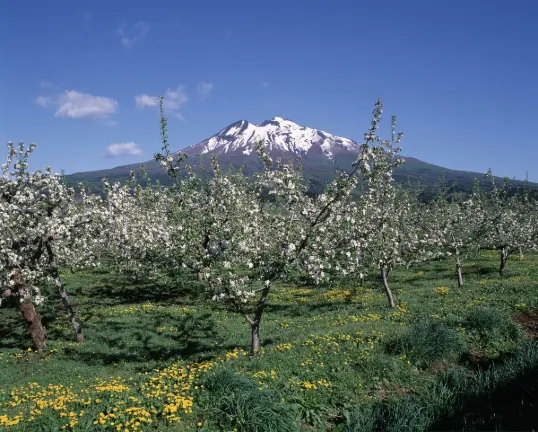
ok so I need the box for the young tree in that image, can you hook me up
[476,172,533,276]
[425,179,483,287]
[0,142,89,348]
[351,102,406,308]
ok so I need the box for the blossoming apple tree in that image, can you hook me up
[0,142,93,349]
[474,172,536,276]
[424,179,483,287]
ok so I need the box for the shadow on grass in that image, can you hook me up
[265,301,361,318]
[82,279,201,306]
[60,312,222,368]
[431,367,538,431]
[0,314,25,349]
[62,268,206,307]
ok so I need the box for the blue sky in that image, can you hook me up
[1,0,537,180]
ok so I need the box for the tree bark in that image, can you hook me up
[46,243,84,343]
[20,297,47,352]
[53,273,84,343]
[251,321,260,354]
[455,248,463,288]
[11,269,47,351]
[499,246,508,276]
[381,266,396,308]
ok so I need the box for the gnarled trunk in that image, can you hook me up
[381,266,396,308]
[46,243,84,343]
[11,270,47,351]
[20,297,46,352]
[246,283,271,354]
[251,321,260,354]
[499,246,508,276]
[455,247,463,288]
[53,274,84,343]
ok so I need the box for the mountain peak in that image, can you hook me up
[182,117,359,160]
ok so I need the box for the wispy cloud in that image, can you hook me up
[117,21,150,47]
[40,81,54,89]
[35,95,52,107]
[135,94,158,108]
[135,86,189,121]
[104,142,142,158]
[196,81,214,100]
[36,90,118,121]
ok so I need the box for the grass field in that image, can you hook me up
[1,250,538,431]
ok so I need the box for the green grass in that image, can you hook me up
[1,251,538,431]
[386,319,468,368]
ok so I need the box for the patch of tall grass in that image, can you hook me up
[386,320,467,368]
[198,369,300,432]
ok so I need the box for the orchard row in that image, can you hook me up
[1,99,537,353]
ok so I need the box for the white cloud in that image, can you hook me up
[196,81,214,99]
[135,86,188,121]
[54,91,118,119]
[117,21,150,47]
[37,90,118,121]
[163,86,188,111]
[35,95,52,107]
[135,94,158,108]
[104,142,142,158]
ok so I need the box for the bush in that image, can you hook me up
[341,399,433,432]
[343,341,538,432]
[198,369,299,432]
[464,306,522,342]
[387,320,467,368]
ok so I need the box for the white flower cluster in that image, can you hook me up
[3,99,538,352]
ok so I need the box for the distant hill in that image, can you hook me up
[66,117,537,197]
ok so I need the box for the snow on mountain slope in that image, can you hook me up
[182,117,360,160]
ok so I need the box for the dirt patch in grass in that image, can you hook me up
[514,310,538,339]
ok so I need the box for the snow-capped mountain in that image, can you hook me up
[182,117,360,160]
[67,115,538,197]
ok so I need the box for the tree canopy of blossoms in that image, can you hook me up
[4,97,538,354]
[0,142,95,349]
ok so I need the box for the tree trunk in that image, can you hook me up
[53,273,84,343]
[251,321,260,354]
[196,270,202,282]
[46,243,84,343]
[455,248,463,288]
[20,297,47,352]
[381,266,396,308]
[500,247,508,276]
